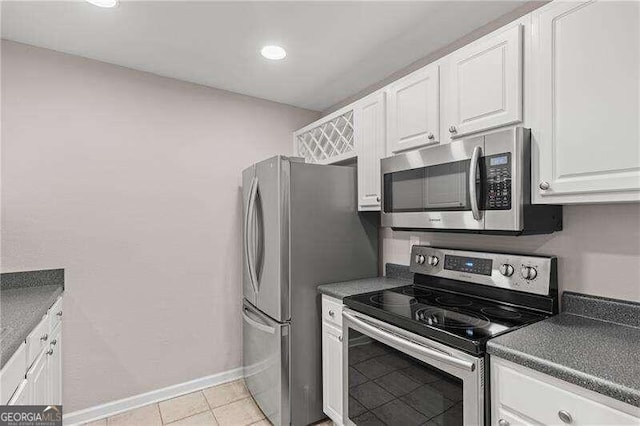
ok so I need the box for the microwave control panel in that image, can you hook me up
[484,153,511,210]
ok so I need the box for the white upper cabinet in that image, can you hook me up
[446,23,523,139]
[355,92,386,210]
[531,0,640,203]
[386,63,440,155]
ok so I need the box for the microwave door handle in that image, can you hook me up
[469,146,482,221]
[343,311,475,372]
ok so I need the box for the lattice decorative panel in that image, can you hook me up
[297,110,354,164]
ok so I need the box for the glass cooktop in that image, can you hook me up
[344,285,548,355]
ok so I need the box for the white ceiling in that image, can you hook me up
[2,1,526,111]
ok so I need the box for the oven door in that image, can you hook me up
[381,136,485,230]
[342,309,484,426]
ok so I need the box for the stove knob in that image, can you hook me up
[520,266,538,280]
[499,264,514,277]
[415,254,425,265]
[427,255,439,267]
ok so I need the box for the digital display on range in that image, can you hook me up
[444,255,493,276]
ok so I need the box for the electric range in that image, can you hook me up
[341,246,558,426]
[344,284,550,355]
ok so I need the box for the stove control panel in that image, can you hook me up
[410,245,555,296]
[444,254,493,276]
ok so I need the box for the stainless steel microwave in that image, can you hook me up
[381,127,562,234]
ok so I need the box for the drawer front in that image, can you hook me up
[0,342,27,404]
[49,296,63,332]
[26,316,50,368]
[321,295,343,327]
[495,361,639,425]
[494,406,535,426]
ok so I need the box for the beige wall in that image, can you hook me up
[382,204,640,303]
[0,40,319,412]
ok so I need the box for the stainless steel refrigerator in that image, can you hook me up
[242,156,378,426]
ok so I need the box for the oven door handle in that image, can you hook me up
[469,145,482,221]
[343,311,475,372]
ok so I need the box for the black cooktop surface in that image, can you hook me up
[344,285,549,355]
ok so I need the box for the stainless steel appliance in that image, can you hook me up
[380,127,562,234]
[342,246,558,425]
[242,156,378,426]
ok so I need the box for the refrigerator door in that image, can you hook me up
[243,300,290,426]
[243,156,290,322]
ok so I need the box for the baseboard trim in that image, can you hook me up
[63,367,244,425]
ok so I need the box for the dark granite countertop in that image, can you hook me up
[1,269,64,368]
[317,263,411,300]
[488,292,640,407]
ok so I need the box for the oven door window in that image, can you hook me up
[383,160,480,213]
[347,329,464,425]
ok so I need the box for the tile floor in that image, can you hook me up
[82,379,333,426]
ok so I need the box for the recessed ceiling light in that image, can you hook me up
[86,0,119,8]
[261,45,286,61]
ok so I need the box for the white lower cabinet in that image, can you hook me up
[0,343,27,404]
[491,357,640,425]
[1,295,63,405]
[48,326,62,405]
[7,379,29,405]
[531,0,640,203]
[27,351,50,405]
[321,295,343,425]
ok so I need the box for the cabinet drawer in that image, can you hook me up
[494,406,535,426]
[495,361,639,425]
[49,296,63,332]
[26,316,50,368]
[322,295,343,327]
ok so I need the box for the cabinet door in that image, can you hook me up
[448,24,523,138]
[0,342,27,404]
[386,64,439,154]
[27,352,49,405]
[356,92,386,210]
[322,320,343,424]
[532,1,640,203]
[8,380,29,405]
[48,329,62,405]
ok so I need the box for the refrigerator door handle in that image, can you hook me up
[245,177,259,295]
[255,187,264,292]
[242,305,276,335]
